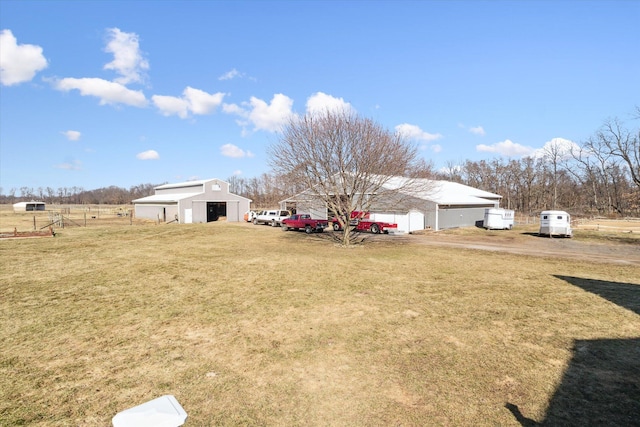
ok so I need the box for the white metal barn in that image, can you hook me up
[281,178,503,233]
[13,201,46,211]
[132,179,251,223]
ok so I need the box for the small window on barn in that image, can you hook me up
[543,215,548,219]
[212,184,221,191]
[557,216,563,220]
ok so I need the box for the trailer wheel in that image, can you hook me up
[333,223,341,231]
[305,225,313,234]
[370,223,380,234]
[271,219,277,227]
[253,218,259,225]
[282,225,288,231]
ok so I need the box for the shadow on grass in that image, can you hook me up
[281,228,373,246]
[556,275,640,316]
[507,276,640,426]
[519,231,574,239]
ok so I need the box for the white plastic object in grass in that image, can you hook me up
[112,394,187,427]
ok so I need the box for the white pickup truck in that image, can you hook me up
[252,209,290,227]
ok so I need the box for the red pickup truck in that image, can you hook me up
[281,214,329,234]
[332,211,398,234]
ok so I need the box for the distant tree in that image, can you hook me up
[45,187,55,204]
[541,139,570,210]
[440,160,463,183]
[269,109,431,246]
[592,113,640,189]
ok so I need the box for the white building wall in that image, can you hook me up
[134,204,178,222]
[156,184,204,195]
[368,211,425,233]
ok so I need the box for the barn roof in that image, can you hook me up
[155,179,210,190]
[13,201,46,207]
[385,179,501,205]
[132,193,201,204]
[280,177,502,206]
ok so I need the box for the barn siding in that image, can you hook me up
[437,206,490,229]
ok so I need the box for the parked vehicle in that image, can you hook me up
[253,209,290,227]
[483,208,515,230]
[243,210,259,222]
[539,210,572,237]
[331,211,398,234]
[281,214,329,233]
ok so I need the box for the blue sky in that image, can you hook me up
[1,0,638,193]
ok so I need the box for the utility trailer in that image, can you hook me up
[483,208,515,230]
[539,210,572,237]
[331,211,398,234]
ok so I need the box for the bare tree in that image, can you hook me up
[269,110,430,246]
[541,139,568,210]
[594,115,640,189]
[441,160,463,183]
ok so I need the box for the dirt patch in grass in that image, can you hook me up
[412,223,640,266]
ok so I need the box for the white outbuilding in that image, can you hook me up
[132,178,251,223]
[13,201,46,211]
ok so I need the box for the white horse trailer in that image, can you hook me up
[539,210,572,237]
[483,208,515,230]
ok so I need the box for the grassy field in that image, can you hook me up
[1,215,639,425]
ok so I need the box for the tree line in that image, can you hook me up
[3,111,638,217]
[0,183,159,205]
[439,114,639,217]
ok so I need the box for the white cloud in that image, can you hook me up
[183,87,225,114]
[439,164,462,175]
[306,92,353,115]
[55,77,147,107]
[153,87,225,118]
[219,68,241,80]
[530,137,580,160]
[430,144,442,153]
[222,103,245,116]
[232,169,243,176]
[62,130,81,141]
[476,139,534,157]
[152,94,189,118]
[103,28,149,85]
[136,149,159,160]
[0,29,48,86]
[469,126,485,136]
[54,159,82,170]
[395,123,443,142]
[220,143,254,158]
[247,93,294,132]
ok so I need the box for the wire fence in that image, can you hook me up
[0,205,137,234]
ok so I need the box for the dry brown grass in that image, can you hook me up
[0,205,143,235]
[1,211,639,426]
